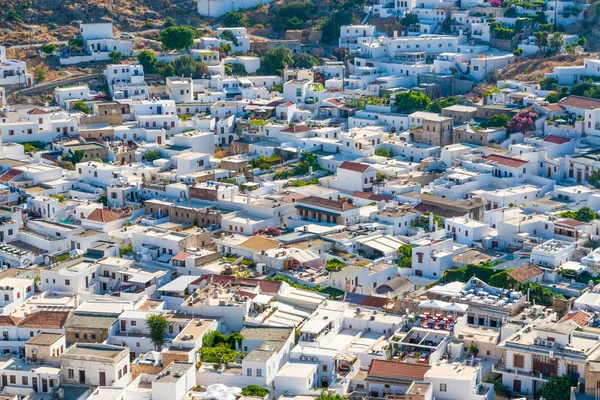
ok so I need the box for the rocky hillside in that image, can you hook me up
[0,0,205,44]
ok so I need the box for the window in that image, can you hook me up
[323,365,328,372]
[92,334,96,340]
[131,321,136,326]
[256,369,262,377]
[440,384,447,392]
[22,376,28,385]
[416,252,423,263]
[9,375,15,384]
[75,333,80,339]
[513,354,524,369]
[68,369,74,379]
[247,368,252,376]
[65,279,70,286]
[30,331,34,337]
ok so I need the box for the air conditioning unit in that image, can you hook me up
[541,340,547,347]
[534,338,540,345]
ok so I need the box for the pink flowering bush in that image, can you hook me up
[490,0,502,7]
[507,109,538,134]
[254,227,282,237]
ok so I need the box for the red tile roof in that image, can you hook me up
[352,191,390,202]
[172,253,191,262]
[297,196,357,211]
[281,101,294,107]
[508,264,543,283]
[0,169,22,182]
[368,360,430,381]
[559,310,592,327]
[556,218,585,228]
[0,316,21,326]
[86,208,127,223]
[339,161,370,172]
[559,95,600,110]
[281,125,312,133]
[359,295,390,309]
[18,311,70,329]
[543,104,565,112]
[543,135,571,145]
[482,154,528,168]
[27,108,48,115]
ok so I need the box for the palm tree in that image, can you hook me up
[549,32,564,54]
[108,51,123,63]
[534,31,548,54]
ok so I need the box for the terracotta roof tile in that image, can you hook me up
[191,275,282,294]
[559,310,592,327]
[368,360,430,381]
[482,154,528,168]
[281,125,312,133]
[239,236,280,252]
[543,104,565,112]
[543,135,571,145]
[0,316,21,326]
[297,196,357,211]
[86,208,127,223]
[559,95,600,110]
[339,161,370,172]
[508,264,543,283]
[0,169,23,182]
[18,311,70,329]
[27,108,49,115]
[172,252,191,262]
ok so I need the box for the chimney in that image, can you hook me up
[247,191,251,204]
[393,31,398,38]
[428,213,434,232]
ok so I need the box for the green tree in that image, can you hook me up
[137,50,159,73]
[429,96,459,113]
[549,32,564,53]
[578,37,587,46]
[33,68,46,83]
[41,43,57,55]
[375,147,393,158]
[479,113,511,128]
[294,53,320,69]
[321,10,355,43]
[231,63,247,76]
[539,77,558,90]
[220,30,238,45]
[71,101,92,114]
[6,10,22,22]
[163,17,176,28]
[397,244,412,269]
[158,62,175,79]
[146,314,169,351]
[173,54,199,77]
[222,10,248,27]
[144,149,162,162]
[534,31,548,52]
[258,46,294,75]
[108,51,123,63]
[241,385,269,397]
[589,170,600,189]
[160,25,197,50]
[468,344,479,356]
[538,376,578,400]
[401,14,419,27]
[575,206,597,222]
[395,91,431,114]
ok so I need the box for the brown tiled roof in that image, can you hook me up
[352,191,391,201]
[86,208,126,223]
[359,295,389,309]
[172,252,191,262]
[0,316,21,326]
[543,135,571,145]
[559,310,592,327]
[0,169,23,182]
[281,125,312,133]
[508,264,543,283]
[339,161,370,172]
[297,196,357,211]
[27,108,48,115]
[559,95,600,110]
[18,311,70,329]
[368,360,430,381]
[281,101,294,107]
[556,218,585,228]
[482,154,528,168]
[239,236,279,252]
[543,104,565,112]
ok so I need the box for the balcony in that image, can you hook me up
[492,362,549,382]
